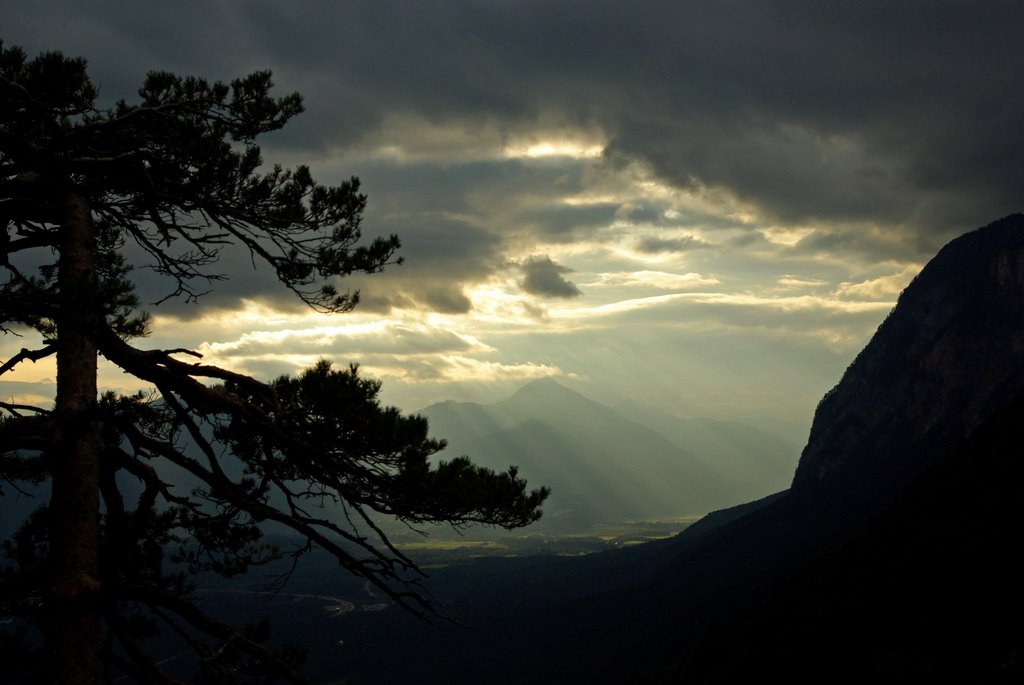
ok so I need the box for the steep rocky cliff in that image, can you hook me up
[793,214,1024,505]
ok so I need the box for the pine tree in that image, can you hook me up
[0,41,548,684]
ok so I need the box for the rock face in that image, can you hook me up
[793,213,1024,505]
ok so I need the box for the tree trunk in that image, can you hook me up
[48,186,102,684]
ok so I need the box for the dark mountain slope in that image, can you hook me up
[673,387,1024,683]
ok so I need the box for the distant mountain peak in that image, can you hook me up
[514,375,569,390]
[510,376,574,397]
[503,378,630,423]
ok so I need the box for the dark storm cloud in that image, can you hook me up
[791,230,908,260]
[7,0,1024,296]
[520,257,582,299]
[343,212,501,314]
[234,0,1024,241]
[124,238,307,318]
[613,204,665,225]
[519,202,621,241]
[355,159,586,227]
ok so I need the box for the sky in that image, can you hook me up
[3,1,1024,436]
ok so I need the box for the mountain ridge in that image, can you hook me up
[418,378,799,528]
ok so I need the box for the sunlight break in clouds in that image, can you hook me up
[342,113,607,165]
[585,271,721,290]
[183,318,504,382]
[502,125,606,160]
[837,265,923,300]
[759,226,816,246]
[418,356,567,384]
[776,275,830,289]
[347,355,570,387]
[503,140,605,160]
[550,292,895,320]
[198,320,488,358]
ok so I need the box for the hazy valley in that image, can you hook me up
[417,378,800,533]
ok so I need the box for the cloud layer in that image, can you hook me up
[3,1,1020,422]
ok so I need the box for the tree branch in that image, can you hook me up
[0,344,56,377]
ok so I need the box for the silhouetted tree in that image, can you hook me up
[0,41,548,684]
